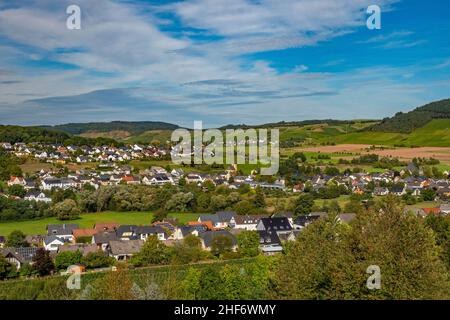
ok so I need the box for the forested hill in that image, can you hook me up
[0,125,120,146]
[366,98,450,133]
[42,121,180,135]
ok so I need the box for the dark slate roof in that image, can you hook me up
[116,225,138,238]
[259,217,292,232]
[1,247,40,264]
[293,214,322,228]
[200,211,236,224]
[47,224,79,236]
[198,230,237,248]
[93,231,118,244]
[109,240,144,255]
[135,226,166,236]
[257,230,281,245]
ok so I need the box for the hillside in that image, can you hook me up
[367,98,450,133]
[0,125,120,146]
[42,121,180,135]
[325,119,450,147]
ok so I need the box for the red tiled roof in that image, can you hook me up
[73,229,97,238]
[422,207,441,215]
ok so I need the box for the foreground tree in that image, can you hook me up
[32,248,55,276]
[237,231,260,257]
[276,196,450,299]
[0,255,16,280]
[5,230,28,247]
[131,235,168,266]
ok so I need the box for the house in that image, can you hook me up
[185,173,203,184]
[92,231,119,251]
[172,225,205,240]
[372,187,389,196]
[0,247,39,269]
[7,176,26,187]
[58,244,99,256]
[293,214,324,230]
[270,212,294,227]
[440,204,450,215]
[135,226,167,241]
[256,217,293,237]
[76,156,89,163]
[108,239,144,260]
[198,211,236,229]
[142,174,173,186]
[43,236,66,251]
[422,207,442,215]
[390,185,406,196]
[116,225,138,240]
[24,191,52,203]
[94,223,119,233]
[72,229,97,243]
[257,230,283,255]
[41,178,77,190]
[47,224,79,242]
[198,230,237,251]
[121,175,141,185]
[232,215,266,231]
[24,178,36,190]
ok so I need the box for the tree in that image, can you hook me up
[0,255,16,280]
[425,214,450,268]
[32,248,55,276]
[233,200,255,215]
[211,235,233,256]
[53,199,81,220]
[237,231,260,257]
[254,187,265,208]
[54,250,82,270]
[5,230,28,247]
[275,213,354,299]
[131,235,168,266]
[8,184,26,198]
[294,194,315,216]
[164,192,194,212]
[180,267,202,300]
[276,196,450,299]
[421,188,436,201]
[90,270,134,300]
[81,251,114,269]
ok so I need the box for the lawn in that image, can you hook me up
[314,195,351,209]
[0,211,201,236]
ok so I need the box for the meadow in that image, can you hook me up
[0,211,201,235]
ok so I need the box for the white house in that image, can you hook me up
[43,236,66,252]
[24,191,52,203]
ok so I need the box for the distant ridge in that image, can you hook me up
[41,121,180,135]
[366,98,450,133]
[219,119,378,130]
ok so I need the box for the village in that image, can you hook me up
[0,140,449,279]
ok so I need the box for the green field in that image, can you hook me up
[318,120,450,147]
[0,211,201,236]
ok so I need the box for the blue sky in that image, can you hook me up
[0,0,449,127]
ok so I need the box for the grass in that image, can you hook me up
[316,119,450,147]
[314,195,351,208]
[0,211,201,236]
